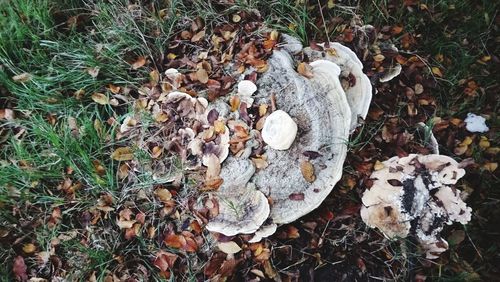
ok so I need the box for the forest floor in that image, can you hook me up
[0,0,498,281]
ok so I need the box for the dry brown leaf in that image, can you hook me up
[196,68,209,84]
[152,146,163,158]
[155,188,172,203]
[300,160,316,183]
[0,109,14,120]
[297,62,314,78]
[12,72,32,82]
[217,241,242,254]
[91,93,109,105]
[191,29,205,42]
[132,56,146,69]
[230,96,241,112]
[108,84,121,94]
[111,147,134,161]
[87,67,100,78]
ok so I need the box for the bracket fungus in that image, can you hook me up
[303,42,373,130]
[202,37,376,238]
[360,154,471,259]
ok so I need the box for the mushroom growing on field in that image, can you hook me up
[360,154,471,259]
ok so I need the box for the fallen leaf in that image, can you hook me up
[300,160,316,183]
[87,67,100,78]
[111,147,134,161]
[154,251,178,277]
[431,67,443,77]
[12,73,32,82]
[191,29,205,42]
[13,256,27,281]
[483,162,498,172]
[91,93,109,105]
[0,109,14,120]
[152,146,163,158]
[132,56,146,69]
[217,241,242,254]
[297,62,314,78]
[196,68,209,84]
[231,14,241,23]
[22,243,36,254]
[155,188,172,203]
[373,54,385,62]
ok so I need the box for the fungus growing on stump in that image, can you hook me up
[360,154,472,259]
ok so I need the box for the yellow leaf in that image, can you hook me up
[373,54,385,62]
[432,67,443,77]
[374,160,385,171]
[214,120,225,134]
[111,147,134,161]
[478,136,490,149]
[23,243,36,254]
[232,14,241,23]
[167,53,177,60]
[327,0,335,8]
[483,162,498,172]
[91,93,109,105]
[152,146,163,158]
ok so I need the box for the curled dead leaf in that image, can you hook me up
[300,160,316,183]
[111,147,134,161]
[217,241,242,254]
[91,93,109,105]
[297,62,314,78]
[132,56,146,69]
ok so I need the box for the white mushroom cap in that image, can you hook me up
[237,80,257,96]
[261,110,298,150]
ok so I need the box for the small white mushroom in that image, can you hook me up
[237,80,257,96]
[261,110,298,150]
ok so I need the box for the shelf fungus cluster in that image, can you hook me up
[360,154,472,259]
[201,37,377,240]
